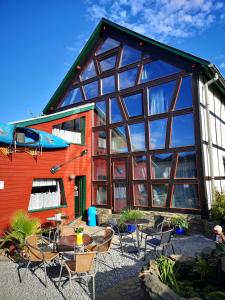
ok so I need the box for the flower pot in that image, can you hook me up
[127,225,136,233]
[76,233,83,245]
[175,227,185,235]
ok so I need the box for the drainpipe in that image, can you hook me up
[203,69,219,204]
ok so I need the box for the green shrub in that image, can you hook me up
[171,215,189,230]
[211,190,225,219]
[0,210,41,249]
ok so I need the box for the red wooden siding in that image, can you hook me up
[0,110,93,232]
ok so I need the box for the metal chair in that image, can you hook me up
[144,228,175,259]
[140,215,164,242]
[20,235,59,287]
[58,251,96,299]
[107,218,136,254]
[85,227,116,271]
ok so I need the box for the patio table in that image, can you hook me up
[57,234,93,252]
[124,218,149,257]
[46,215,68,241]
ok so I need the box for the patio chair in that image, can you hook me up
[107,218,136,254]
[140,215,164,242]
[144,228,175,259]
[60,225,75,237]
[58,251,96,299]
[40,222,57,243]
[85,227,116,270]
[20,235,59,287]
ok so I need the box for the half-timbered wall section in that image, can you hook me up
[54,27,204,215]
[199,74,225,209]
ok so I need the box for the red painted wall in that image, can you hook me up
[0,110,93,232]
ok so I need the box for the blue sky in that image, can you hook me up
[1,0,225,123]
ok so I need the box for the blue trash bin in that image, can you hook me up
[88,206,97,226]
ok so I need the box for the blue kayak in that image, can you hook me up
[0,122,70,149]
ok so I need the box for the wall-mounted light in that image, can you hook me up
[50,149,88,174]
[69,174,76,180]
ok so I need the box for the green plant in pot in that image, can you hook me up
[0,210,41,253]
[171,215,188,235]
[119,209,144,233]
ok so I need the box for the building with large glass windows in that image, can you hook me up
[1,18,225,230]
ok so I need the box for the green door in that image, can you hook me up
[75,176,86,219]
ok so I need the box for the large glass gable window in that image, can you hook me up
[101,75,115,95]
[111,126,128,153]
[59,87,83,107]
[141,60,181,83]
[121,45,141,66]
[133,183,148,207]
[94,100,106,126]
[96,37,120,55]
[93,159,107,180]
[175,76,192,110]
[93,184,107,205]
[148,81,176,115]
[152,184,168,208]
[119,67,138,90]
[110,97,123,123]
[129,122,146,151]
[100,55,117,72]
[80,60,96,81]
[123,93,143,117]
[149,118,167,149]
[151,153,173,179]
[133,155,147,179]
[84,81,98,99]
[171,114,194,147]
[93,130,107,155]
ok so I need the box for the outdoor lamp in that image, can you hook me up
[50,149,88,174]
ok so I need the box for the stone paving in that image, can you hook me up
[0,226,215,300]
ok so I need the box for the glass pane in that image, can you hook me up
[114,182,127,212]
[148,81,176,115]
[94,101,106,126]
[149,118,167,149]
[84,81,98,99]
[175,76,192,110]
[152,184,168,207]
[93,159,107,180]
[110,98,123,124]
[119,67,138,90]
[96,37,120,55]
[80,60,96,81]
[102,75,115,95]
[121,45,141,66]
[93,184,107,205]
[100,55,117,72]
[133,155,147,179]
[113,160,126,179]
[176,152,197,178]
[129,122,146,151]
[93,130,107,155]
[123,93,143,117]
[141,60,181,83]
[60,88,83,107]
[133,183,148,206]
[172,184,199,209]
[151,153,173,179]
[171,114,194,147]
[111,126,128,153]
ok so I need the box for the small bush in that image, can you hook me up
[119,209,144,223]
[211,190,225,219]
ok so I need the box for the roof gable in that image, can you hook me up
[43,18,224,114]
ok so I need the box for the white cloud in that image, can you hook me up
[86,0,225,42]
[220,63,225,69]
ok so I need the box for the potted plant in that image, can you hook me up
[171,215,189,235]
[75,227,84,245]
[119,209,144,232]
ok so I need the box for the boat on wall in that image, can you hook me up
[0,122,70,149]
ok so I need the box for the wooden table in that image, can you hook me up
[57,234,93,252]
[124,218,149,257]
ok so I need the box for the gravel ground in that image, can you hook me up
[0,233,215,300]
